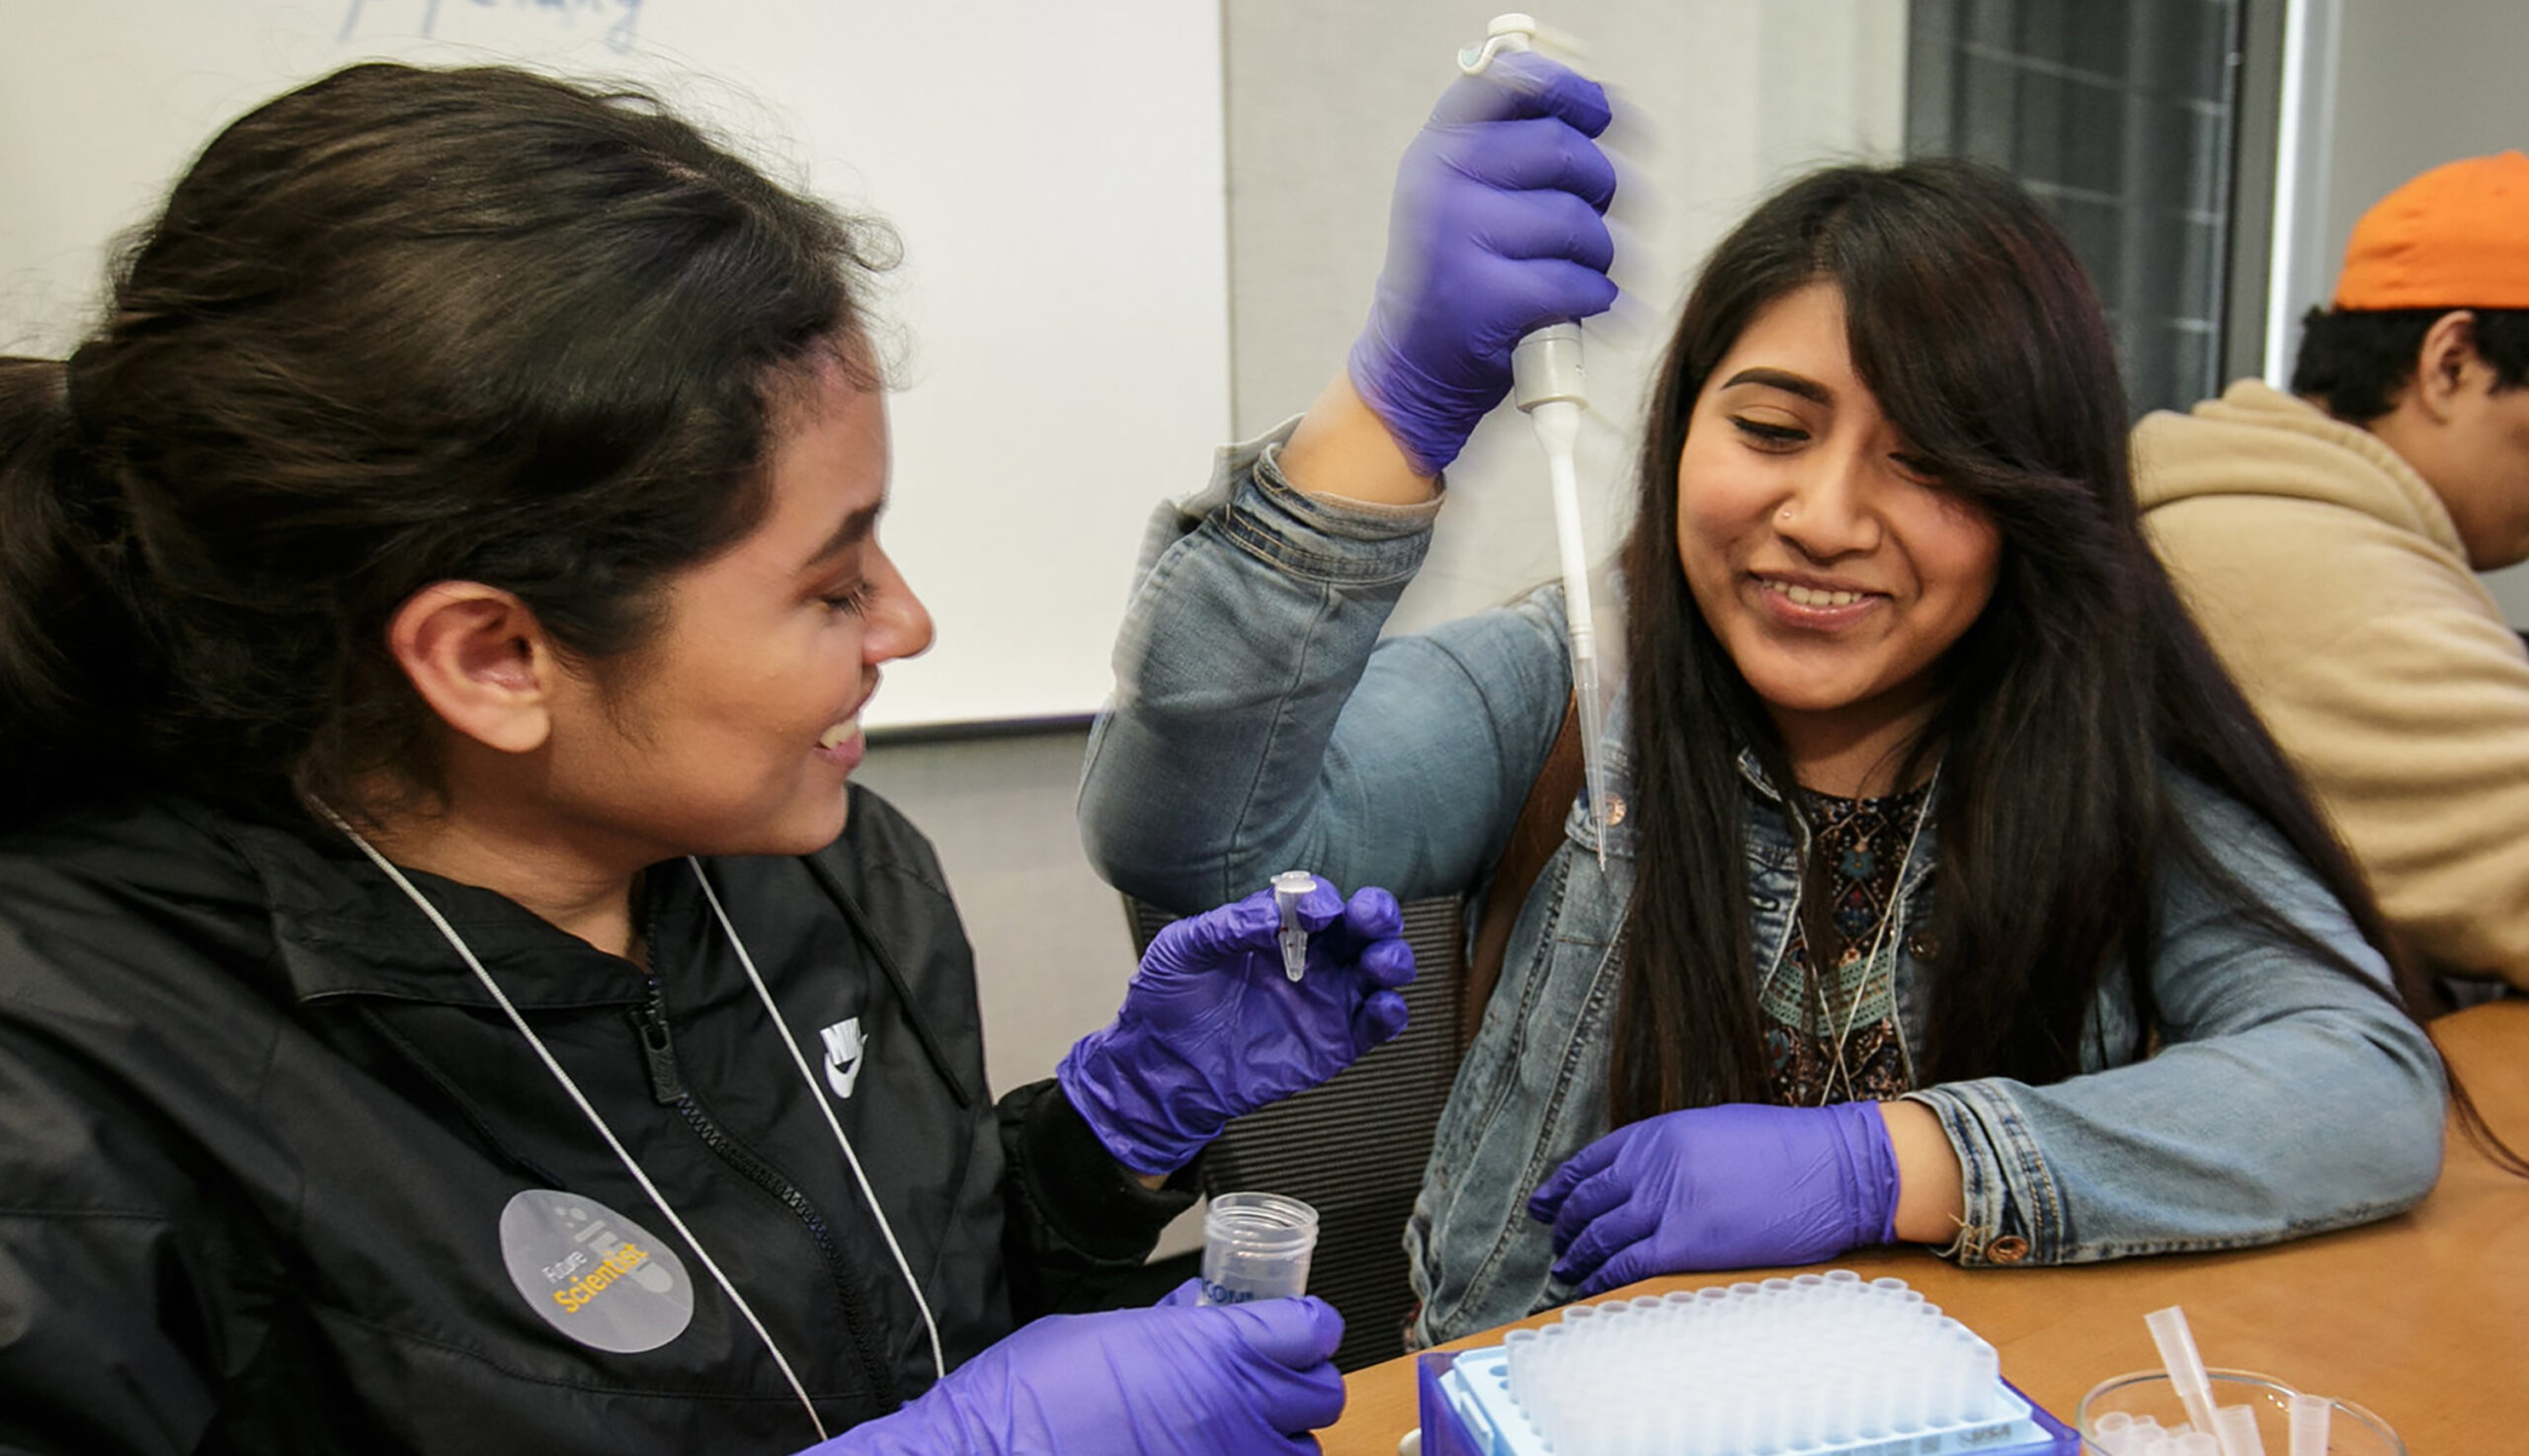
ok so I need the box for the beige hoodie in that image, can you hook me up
[2134,378,2529,988]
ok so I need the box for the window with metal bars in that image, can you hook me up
[1906,0,2269,417]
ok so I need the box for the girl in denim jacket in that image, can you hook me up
[1081,54,2452,1344]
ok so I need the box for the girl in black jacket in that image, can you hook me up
[0,63,1410,1456]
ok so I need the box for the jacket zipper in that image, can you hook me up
[636,973,901,1412]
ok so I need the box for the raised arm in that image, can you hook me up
[1080,434,1570,910]
[1080,51,1618,913]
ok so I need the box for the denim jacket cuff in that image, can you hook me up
[1902,1083,2063,1266]
[1160,418,1443,588]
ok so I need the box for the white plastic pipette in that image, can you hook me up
[1461,14,1613,868]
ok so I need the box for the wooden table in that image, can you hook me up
[1319,1000,2529,1455]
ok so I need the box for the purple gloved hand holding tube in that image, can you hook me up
[1347,47,1621,475]
[1528,1101,1902,1295]
[818,1280,1344,1455]
[1058,876,1415,1175]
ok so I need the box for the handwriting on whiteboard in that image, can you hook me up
[340,0,644,54]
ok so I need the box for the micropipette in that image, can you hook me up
[1270,870,1315,982]
[1460,13,1614,869]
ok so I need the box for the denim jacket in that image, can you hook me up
[1080,426,2446,1346]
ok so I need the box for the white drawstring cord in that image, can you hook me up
[687,856,946,1382]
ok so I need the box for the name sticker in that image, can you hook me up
[498,1189,694,1352]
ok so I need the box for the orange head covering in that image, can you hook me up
[2333,151,2529,310]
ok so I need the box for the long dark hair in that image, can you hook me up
[0,63,893,829]
[1608,161,2440,1126]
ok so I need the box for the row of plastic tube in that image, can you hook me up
[1499,1270,2003,1456]
[2133,1305,2335,1456]
[2088,1412,2223,1456]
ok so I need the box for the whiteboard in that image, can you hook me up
[0,0,1231,730]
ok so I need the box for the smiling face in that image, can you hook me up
[1674,283,2002,793]
[536,354,934,862]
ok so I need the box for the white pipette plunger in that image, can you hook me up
[1464,13,1614,869]
[1270,870,1315,982]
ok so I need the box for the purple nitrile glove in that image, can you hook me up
[1348,48,1621,476]
[1526,1101,1901,1295]
[814,1279,1344,1455]
[1058,877,1415,1174]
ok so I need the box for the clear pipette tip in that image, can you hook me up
[1269,870,1315,982]
[2144,1306,2219,1441]
[2285,1393,2329,1456]
[2211,1403,2265,1456]
[1573,653,1612,872]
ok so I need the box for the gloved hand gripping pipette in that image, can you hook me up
[1343,14,1618,854]
[1462,14,1616,866]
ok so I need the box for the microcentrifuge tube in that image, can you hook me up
[1269,871,1315,981]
